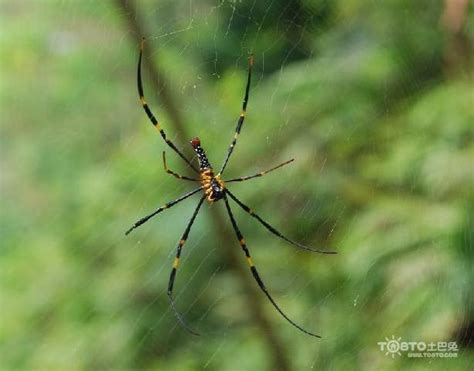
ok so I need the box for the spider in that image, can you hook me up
[126,39,336,338]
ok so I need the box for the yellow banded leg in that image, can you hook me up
[224,159,295,183]
[223,194,321,338]
[137,39,198,172]
[125,187,202,235]
[166,197,205,336]
[162,152,199,181]
[218,54,253,175]
[225,189,337,255]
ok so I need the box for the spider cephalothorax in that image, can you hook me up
[190,137,225,202]
[127,38,336,338]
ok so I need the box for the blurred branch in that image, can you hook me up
[115,1,292,369]
[441,0,472,74]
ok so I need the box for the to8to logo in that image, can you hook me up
[378,335,459,358]
[379,336,402,358]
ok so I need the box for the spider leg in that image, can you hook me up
[226,189,337,254]
[223,194,321,338]
[162,151,199,181]
[167,196,206,336]
[218,54,253,176]
[224,159,294,183]
[138,39,199,173]
[125,187,202,235]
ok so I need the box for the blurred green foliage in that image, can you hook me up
[1,0,473,370]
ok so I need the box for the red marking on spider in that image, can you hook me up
[190,137,201,148]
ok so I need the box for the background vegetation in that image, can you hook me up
[1,0,473,370]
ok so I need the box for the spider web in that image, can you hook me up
[1,0,472,370]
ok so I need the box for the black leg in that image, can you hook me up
[138,39,199,173]
[226,189,337,254]
[218,54,253,176]
[125,187,202,235]
[167,196,206,335]
[223,194,321,338]
[162,151,199,181]
[224,159,294,183]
